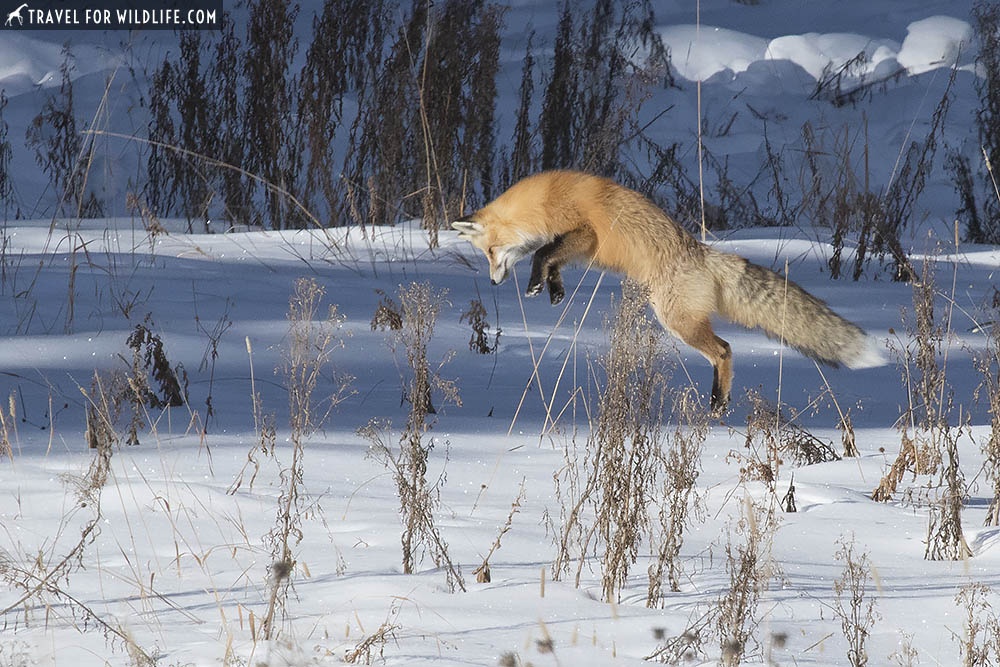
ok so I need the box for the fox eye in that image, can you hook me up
[487,246,496,258]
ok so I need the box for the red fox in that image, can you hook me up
[452,170,883,411]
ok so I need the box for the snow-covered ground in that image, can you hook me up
[3,0,1000,665]
[1,216,998,666]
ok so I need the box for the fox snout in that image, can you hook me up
[489,262,510,285]
[489,246,528,285]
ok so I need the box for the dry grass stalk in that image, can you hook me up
[876,252,963,503]
[474,479,526,583]
[954,582,1000,667]
[125,192,166,238]
[460,293,501,355]
[0,379,155,664]
[910,256,947,468]
[647,620,711,664]
[362,424,465,593]
[228,337,277,495]
[594,282,668,603]
[365,282,464,592]
[284,278,351,439]
[891,253,957,475]
[121,316,188,445]
[782,474,797,513]
[735,389,839,488]
[649,405,778,663]
[261,277,350,640]
[344,602,402,664]
[549,282,671,603]
[833,535,880,667]
[0,390,14,460]
[370,288,402,331]
[497,652,525,667]
[974,316,1000,526]
[872,432,920,501]
[888,631,919,667]
[228,411,276,496]
[738,395,777,487]
[194,294,233,429]
[647,386,707,606]
[840,410,859,457]
[85,372,120,451]
[925,420,973,561]
[715,498,778,666]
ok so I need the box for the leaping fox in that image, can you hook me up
[452,170,883,411]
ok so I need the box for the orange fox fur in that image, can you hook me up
[452,170,882,410]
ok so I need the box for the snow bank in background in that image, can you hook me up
[897,15,974,75]
[658,25,767,82]
[764,32,899,80]
[0,34,112,97]
[661,15,971,83]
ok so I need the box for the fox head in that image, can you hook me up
[451,217,547,285]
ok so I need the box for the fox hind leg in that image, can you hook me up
[650,300,733,413]
[681,319,732,412]
[685,320,732,412]
[709,333,733,412]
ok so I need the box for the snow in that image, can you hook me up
[0,217,997,666]
[897,16,975,75]
[658,25,767,81]
[660,16,969,84]
[2,0,1000,665]
[0,34,113,96]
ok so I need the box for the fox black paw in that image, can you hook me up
[549,287,565,305]
[525,281,544,297]
[709,395,730,418]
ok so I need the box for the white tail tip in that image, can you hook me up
[846,336,888,370]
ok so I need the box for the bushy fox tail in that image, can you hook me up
[713,252,885,369]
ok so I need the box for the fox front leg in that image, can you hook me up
[528,225,597,305]
[527,237,566,305]
[546,265,565,304]
[527,227,598,305]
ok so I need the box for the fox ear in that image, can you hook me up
[451,220,483,239]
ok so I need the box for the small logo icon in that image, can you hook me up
[5,2,28,26]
